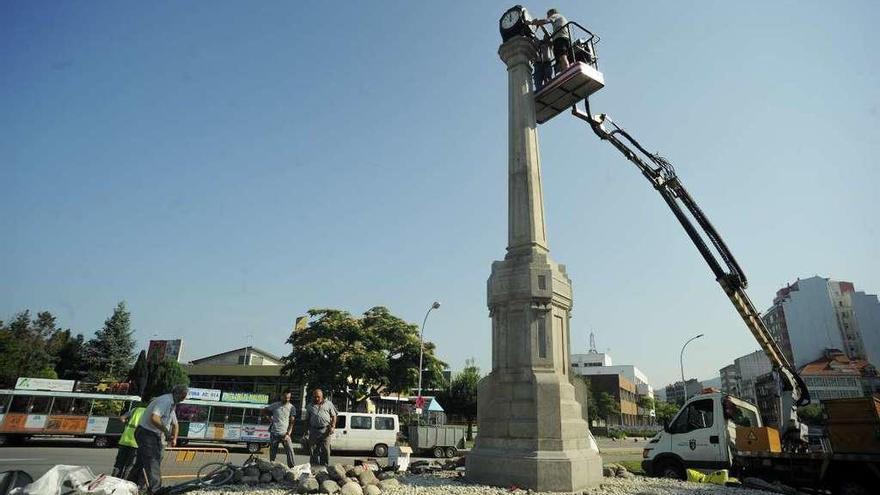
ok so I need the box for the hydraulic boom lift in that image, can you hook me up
[506,4,811,448]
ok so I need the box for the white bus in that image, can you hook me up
[0,389,141,447]
[175,398,272,453]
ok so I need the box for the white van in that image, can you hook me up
[641,392,761,479]
[319,412,400,457]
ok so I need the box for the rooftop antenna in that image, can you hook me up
[588,331,598,354]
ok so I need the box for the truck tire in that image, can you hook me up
[445,446,457,458]
[655,459,684,480]
[177,438,189,447]
[246,442,263,454]
[433,446,445,458]
[373,443,388,457]
[93,436,110,448]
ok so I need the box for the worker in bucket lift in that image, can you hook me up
[530,9,572,73]
[533,27,554,92]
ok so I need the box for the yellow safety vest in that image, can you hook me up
[119,407,146,448]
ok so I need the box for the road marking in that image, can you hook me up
[0,458,44,462]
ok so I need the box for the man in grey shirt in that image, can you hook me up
[128,384,187,493]
[263,389,296,467]
[302,388,337,466]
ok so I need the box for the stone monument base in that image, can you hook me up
[466,370,604,492]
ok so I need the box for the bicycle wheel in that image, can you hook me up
[196,463,235,486]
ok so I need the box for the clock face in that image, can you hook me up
[500,9,521,30]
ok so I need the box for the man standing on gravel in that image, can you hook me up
[264,389,297,467]
[303,388,337,466]
[128,384,187,494]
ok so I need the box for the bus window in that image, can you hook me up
[9,396,29,413]
[72,398,92,415]
[209,407,243,423]
[30,396,52,414]
[92,399,125,417]
[51,398,74,414]
[243,408,268,425]
[0,393,11,414]
[177,404,208,422]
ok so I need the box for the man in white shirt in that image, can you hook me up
[128,384,187,493]
[531,9,572,72]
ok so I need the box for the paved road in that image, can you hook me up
[1,437,647,481]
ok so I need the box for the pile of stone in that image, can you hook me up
[223,458,402,494]
[601,463,636,479]
[407,457,466,475]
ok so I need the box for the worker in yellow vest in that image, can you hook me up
[112,405,147,478]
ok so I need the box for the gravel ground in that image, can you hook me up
[191,472,779,495]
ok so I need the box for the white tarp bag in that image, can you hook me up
[9,465,137,495]
[293,462,311,482]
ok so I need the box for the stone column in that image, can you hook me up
[466,36,603,492]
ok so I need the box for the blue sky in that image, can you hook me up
[2,1,878,388]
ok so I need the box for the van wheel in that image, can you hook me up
[93,436,110,448]
[246,442,263,454]
[445,446,457,458]
[432,446,445,458]
[655,459,684,480]
[373,444,388,457]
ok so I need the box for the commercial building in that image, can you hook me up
[570,352,655,424]
[184,346,301,406]
[664,379,703,406]
[580,374,639,427]
[799,349,874,401]
[717,350,772,404]
[763,276,880,369]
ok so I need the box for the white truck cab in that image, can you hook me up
[642,392,761,479]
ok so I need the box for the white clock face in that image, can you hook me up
[501,10,521,29]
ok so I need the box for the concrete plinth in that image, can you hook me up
[466,36,602,492]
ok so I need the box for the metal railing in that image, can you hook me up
[533,21,600,92]
[160,446,230,480]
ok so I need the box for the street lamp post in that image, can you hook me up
[680,333,704,403]
[417,301,441,411]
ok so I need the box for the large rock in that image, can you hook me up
[285,470,300,483]
[298,476,320,494]
[363,485,381,495]
[259,472,274,483]
[329,464,348,482]
[256,458,275,472]
[233,468,244,482]
[378,479,400,492]
[243,465,260,478]
[320,479,341,494]
[242,475,260,485]
[357,469,379,486]
[340,481,364,495]
[316,471,331,484]
[272,466,288,482]
[346,466,364,477]
[376,471,395,481]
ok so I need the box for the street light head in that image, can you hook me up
[432,301,441,309]
[696,333,705,338]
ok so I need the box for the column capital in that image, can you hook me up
[499,36,537,68]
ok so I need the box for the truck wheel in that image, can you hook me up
[177,438,189,447]
[93,436,110,448]
[656,459,684,480]
[0,435,7,447]
[433,446,445,458]
[246,442,263,454]
[445,446,457,458]
[373,444,388,457]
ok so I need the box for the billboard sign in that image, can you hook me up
[147,339,183,364]
[186,388,222,401]
[222,392,269,404]
[15,377,75,392]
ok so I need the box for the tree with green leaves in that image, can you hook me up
[436,359,481,439]
[143,359,189,401]
[282,307,447,409]
[48,329,87,381]
[0,310,66,386]
[798,403,825,426]
[595,391,620,425]
[654,400,681,425]
[84,302,136,381]
[128,350,150,397]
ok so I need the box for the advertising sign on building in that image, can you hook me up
[221,392,269,404]
[186,388,222,401]
[15,377,75,392]
[147,339,183,364]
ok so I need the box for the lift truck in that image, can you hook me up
[497,5,880,493]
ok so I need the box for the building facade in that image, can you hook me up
[764,276,880,369]
[581,374,639,427]
[664,379,703,406]
[184,347,301,406]
[718,350,772,404]
[799,349,872,401]
[571,352,655,424]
